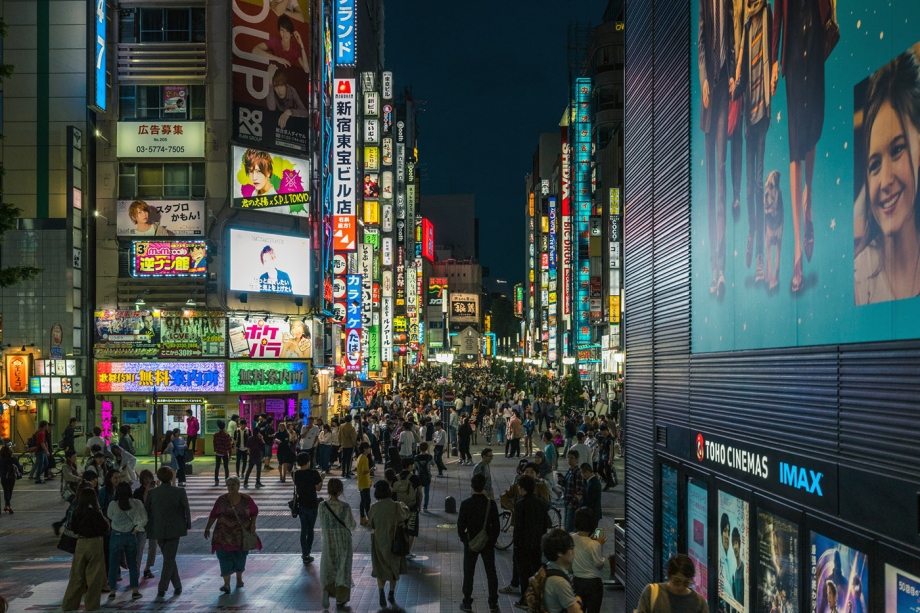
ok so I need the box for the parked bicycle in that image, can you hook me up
[18,444,66,479]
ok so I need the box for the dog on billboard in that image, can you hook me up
[764,170,785,291]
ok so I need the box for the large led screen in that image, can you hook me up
[231,146,310,217]
[718,490,749,613]
[691,2,920,351]
[228,228,311,296]
[810,532,869,613]
[756,511,799,613]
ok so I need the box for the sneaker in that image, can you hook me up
[459,604,473,612]
[499,585,519,595]
[302,555,314,564]
[513,601,529,610]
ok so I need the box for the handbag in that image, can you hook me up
[288,488,300,518]
[468,498,492,552]
[391,523,410,556]
[57,531,78,554]
[230,497,260,551]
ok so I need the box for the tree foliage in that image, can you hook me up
[514,365,526,390]
[0,20,42,287]
[563,374,585,414]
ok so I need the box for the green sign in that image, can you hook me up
[229,361,310,393]
[368,325,380,372]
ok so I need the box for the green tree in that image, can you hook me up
[514,365,526,390]
[0,20,41,288]
[537,375,550,398]
[563,374,585,414]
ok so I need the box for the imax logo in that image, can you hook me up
[239,108,263,137]
[779,462,823,496]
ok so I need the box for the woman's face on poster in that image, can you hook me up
[867,101,919,238]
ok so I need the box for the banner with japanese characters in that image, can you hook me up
[117,200,205,237]
[227,316,313,359]
[333,78,357,251]
[159,311,227,358]
[131,241,207,278]
[94,310,227,359]
[231,146,310,217]
[345,273,362,372]
[116,122,205,158]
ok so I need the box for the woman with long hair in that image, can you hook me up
[855,51,920,303]
[133,469,158,579]
[106,482,146,600]
[62,488,110,611]
[319,478,356,609]
[0,445,22,514]
[204,476,261,594]
[368,480,409,608]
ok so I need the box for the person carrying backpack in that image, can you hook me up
[392,457,421,558]
[634,553,708,613]
[525,528,583,613]
[413,443,434,512]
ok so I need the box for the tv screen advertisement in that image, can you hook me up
[811,532,869,613]
[757,511,799,613]
[718,490,749,613]
[231,146,310,217]
[687,479,709,602]
[231,0,311,154]
[228,228,311,296]
[690,2,920,352]
[886,563,920,613]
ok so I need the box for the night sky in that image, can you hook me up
[383,0,606,290]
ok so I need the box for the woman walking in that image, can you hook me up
[244,429,265,488]
[234,420,250,477]
[61,450,82,499]
[106,482,146,601]
[319,478,356,609]
[317,424,333,473]
[458,417,473,465]
[62,489,110,612]
[368,480,409,608]
[274,420,296,482]
[0,445,22,514]
[133,469,158,579]
[204,476,261,593]
[169,430,188,486]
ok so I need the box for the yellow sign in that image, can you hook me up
[529,193,535,217]
[541,216,549,234]
[484,315,491,333]
[363,200,380,224]
[610,295,621,324]
[609,188,620,215]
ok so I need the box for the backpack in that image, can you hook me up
[27,434,38,452]
[393,475,417,508]
[415,455,432,486]
[525,566,570,613]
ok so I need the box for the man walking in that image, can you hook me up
[432,421,447,477]
[62,417,81,453]
[293,452,323,563]
[472,448,495,499]
[338,415,358,478]
[562,450,585,533]
[184,409,199,460]
[32,421,52,483]
[579,463,603,531]
[298,417,320,468]
[144,466,191,599]
[458,473,501,613]
[511,475,550,609]
[212,420,232,486]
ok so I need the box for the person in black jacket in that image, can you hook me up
[457,473,501,613]
[512,475,551,608]
[579,464,603,531]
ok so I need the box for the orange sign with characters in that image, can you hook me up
[333,215,356,251]
[6,355,31,393]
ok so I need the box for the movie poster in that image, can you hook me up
[810,532,869,613]
[690,0,920,351]
[231,0,311,154]
[661,464,679,579]
[687,479,709,602]
[885,563,920,613]
[718,491,749,613]
[757,511,799,613]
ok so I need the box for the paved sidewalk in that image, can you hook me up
[0,443,626,612]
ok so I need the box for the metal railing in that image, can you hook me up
[117,43,207,82]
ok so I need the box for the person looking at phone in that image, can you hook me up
[570,508,607,613]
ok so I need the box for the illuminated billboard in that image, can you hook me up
[117,200,205,237]
[573,77,592,344]
[132,241,207,278]
[450,292,479,324]
[229,361,310,393]
[231,146,310,217]
[228,228,311,296]
[421,218,435,262]
[96,361,226,394]
[333,78,357,251]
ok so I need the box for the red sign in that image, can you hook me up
[421,218,435,262]
[333,215,356,251]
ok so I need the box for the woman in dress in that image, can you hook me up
[481,410,494,445]
[368,480,409,608]
[106,482,146,601]
[204,476,262,593]
[854,51,920,304]
[319,478,356,609]
[133,469,158,579]
[773,0,832,291]
[274,421,295,483]
[62,488,110,611]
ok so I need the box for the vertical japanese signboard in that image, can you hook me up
[359,243,374,372]
[573,78,592,344]
[345,274,362,372]
[90,0,107,112]
[561,127,572,319]
[333,79,356,251]
[335,0,355,66]
[381,296,393,362]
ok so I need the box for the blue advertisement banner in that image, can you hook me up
[574,77,592,344]
[691,1,920,351]
[336,0,356,66]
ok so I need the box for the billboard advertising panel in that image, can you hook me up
[428,278,447,307]
[687,479,709,602]
[573,77,592,343]
[96,361,226,393]
[756,511,799,613]
[116,121,204,158]
[691,8,920,351]
[229,361,310,392]
[450,292,479,324]
[228,316,313,359]
[132,241,207,278]
[95,311,228,359]
[810,532,869,613]
[228,228,311,295]
[421,218,435,262]
[117,200,205,237]
[335,0,355,65]
[718,491,749,613]
[333,78,357,251]
[231,0,311,153]
[231,146,310,216]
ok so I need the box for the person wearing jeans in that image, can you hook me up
[212,421,232,486]
[432,422,447,477]
[106,482,146,600]
[293,453,323,563]
[185,410,199,461]
[458,473,501,612]
[244,431,265,488]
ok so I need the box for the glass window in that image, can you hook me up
[120,8,206,44]
[119,85,205,121]
[119,163,205,200]
[139,9,164,42]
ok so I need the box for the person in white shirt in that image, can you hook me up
[299,417,320,466]
[107,481,148,600]
[83,427,107,459]
[569,432,593,471]
[398,421,417,458]
[571,507,607,613]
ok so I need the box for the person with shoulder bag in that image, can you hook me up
[0,445,23,514]
[635,553,708,613]
[368,480,410,609]
[392,457,422,557]
[204,476,261,594]
[62,488,111,611]
[458,472,501,613]
[318,478,356,609]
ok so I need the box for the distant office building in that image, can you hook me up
[420,194,478,260]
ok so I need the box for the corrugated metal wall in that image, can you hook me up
[624,0,920,608]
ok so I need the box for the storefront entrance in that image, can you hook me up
[238,395,298,428]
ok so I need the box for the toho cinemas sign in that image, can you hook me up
[667,425,838,515]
